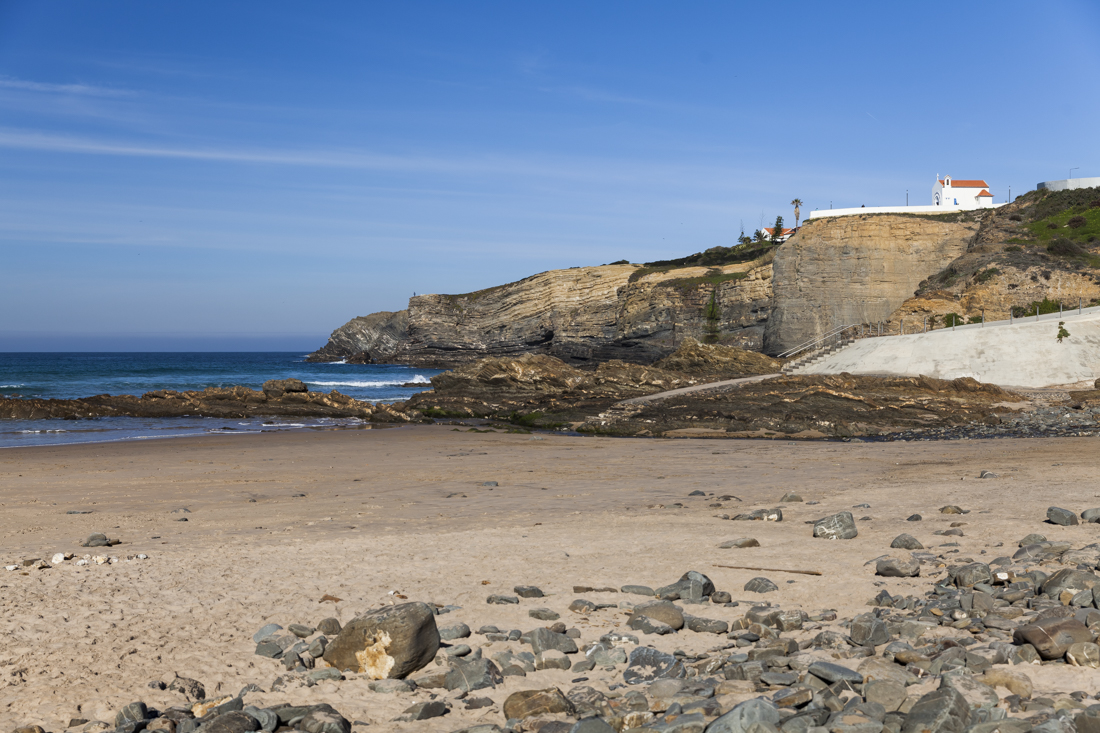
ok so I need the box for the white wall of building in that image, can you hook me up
[805,203,1003,220]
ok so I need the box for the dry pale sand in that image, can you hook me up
[2,426,1100,730]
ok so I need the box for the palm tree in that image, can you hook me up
[790,199,803,228]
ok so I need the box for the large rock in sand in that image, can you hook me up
[322,602,439,678]
[1013,617,1093,660]
[813,512,857,540]
[1041,568,1100,598]
[901,687,971,733]
[502,688,575,721]
[705,697,780,733]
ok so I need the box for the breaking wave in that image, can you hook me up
[308,375,431,388]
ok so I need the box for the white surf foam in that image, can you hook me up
[308,375,431,388]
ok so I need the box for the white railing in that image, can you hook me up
[777,324,859,360]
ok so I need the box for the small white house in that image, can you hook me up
[932,176,994,209]
[762,226,796,242]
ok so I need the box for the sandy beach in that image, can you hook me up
[3,426,1100,730]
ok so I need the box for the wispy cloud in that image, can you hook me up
[0,76,135,97]
[540,84,654,106]
[0,127,750,188]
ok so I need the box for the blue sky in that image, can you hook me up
[2,2,1098,351]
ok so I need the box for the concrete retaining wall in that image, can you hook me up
[1037,177,1100,192]
[800,308,1100,388]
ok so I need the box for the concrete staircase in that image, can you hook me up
[781,337,858,375]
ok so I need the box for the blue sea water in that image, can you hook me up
[0,353,441,448]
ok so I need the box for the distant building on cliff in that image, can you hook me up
[932,176,994,209]
[806,174,1002,221]
[762,226,796,242]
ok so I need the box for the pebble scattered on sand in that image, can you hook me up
[16,500,1100,733]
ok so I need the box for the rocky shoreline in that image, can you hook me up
[17,502,1100,733]
[0,379,414,423]
[5,341,1100,442]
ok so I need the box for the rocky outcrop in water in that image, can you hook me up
[308,311,409,363]
[0,379,414,422]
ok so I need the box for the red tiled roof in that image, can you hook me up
[764,227,795,236]
[939,179,990,188]
[977,189,993,197]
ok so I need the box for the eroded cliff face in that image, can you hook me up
[308,311,409,363]
[763,214,980,354]
[309,259,774,367]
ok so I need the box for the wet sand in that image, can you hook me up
[2,426,1099,729]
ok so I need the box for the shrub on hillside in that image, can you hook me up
[943,313,965,327]
[1048,222,1060,229]
[1012,298,1065,318]
[1027,186,1100,221]
[1048,238,1085,256]
[1009,213,1022,221]
[1068,215,1087,229]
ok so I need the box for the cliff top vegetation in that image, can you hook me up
[628,240,778,284]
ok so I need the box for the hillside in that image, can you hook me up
[889,186,1100,327]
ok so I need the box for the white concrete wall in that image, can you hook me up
[806,204,1003,220]
[1038,177,1100,192]
[799,308,1100,388]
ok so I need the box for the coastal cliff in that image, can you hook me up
[310,256,774,367]
[309,311,409,363]
[762,214,981,354]
[310,187,1100,366]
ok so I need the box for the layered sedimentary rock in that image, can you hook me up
[407,349,1022,438]
[763,215,980,354]
[652,336,782,379]
[309,311,409,363]
[309,259,774,367]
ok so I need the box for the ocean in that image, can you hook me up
[0,352,441,449]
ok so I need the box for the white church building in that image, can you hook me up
[806,174,1000,221]
[932,176,994,209]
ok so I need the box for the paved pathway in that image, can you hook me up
[618,373,783,405]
